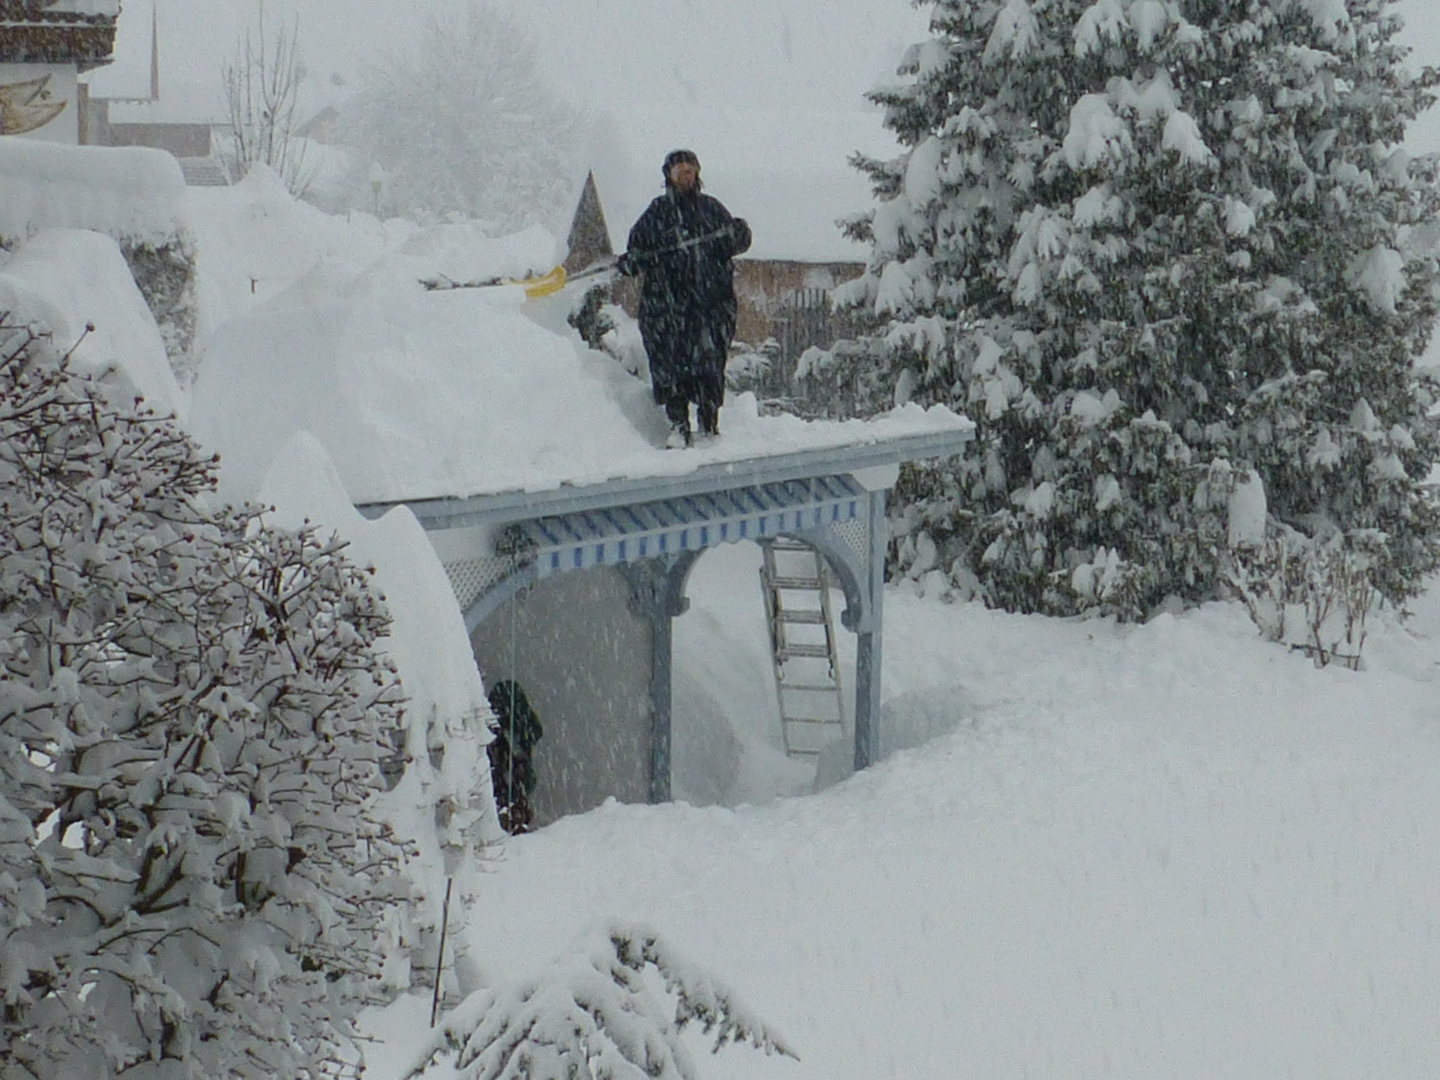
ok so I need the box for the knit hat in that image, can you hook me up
[663,148,700,176]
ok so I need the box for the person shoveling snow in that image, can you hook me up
[617,149,751,449]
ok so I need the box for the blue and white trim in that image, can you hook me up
[513,475,865,579]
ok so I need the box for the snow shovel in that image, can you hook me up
[420,260,622,298]
[419,227,736,298]
[420,264,570,297]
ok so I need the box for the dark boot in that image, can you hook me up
[664,395,692,449]
[697,398,720,438]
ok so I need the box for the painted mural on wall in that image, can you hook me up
[0,74,66,136]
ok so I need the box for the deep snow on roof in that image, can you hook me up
[188,260,969,507]
[182,169,969,508]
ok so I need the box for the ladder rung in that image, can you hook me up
[778,644,831,660]
[776,609,826,624]
[779,682,840,693]
[769,575,821,589]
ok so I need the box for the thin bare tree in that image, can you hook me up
[221,2,311,195]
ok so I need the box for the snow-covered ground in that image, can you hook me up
[327,554,1440,1079]
[370,565,1440,1080]
[8,140,1440,1077]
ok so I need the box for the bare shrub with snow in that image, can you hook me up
[221,8,313,197]
[0,316,411,1078]
[1228,533,1378,670]
[842,0,1440,615]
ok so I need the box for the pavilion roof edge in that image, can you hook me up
[356,426,972,531]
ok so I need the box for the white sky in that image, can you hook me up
[1396,0,1440,154]
[90,0,1440,156]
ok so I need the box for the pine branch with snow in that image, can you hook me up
[844,0,1440,615]
[408,923,797,1080]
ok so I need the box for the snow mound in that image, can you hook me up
[0,229,181,419]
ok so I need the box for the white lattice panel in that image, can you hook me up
[830,515,870,565]
[444,555,515,613]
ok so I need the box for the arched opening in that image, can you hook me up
[468,564,653,827]
[671,539,860,806]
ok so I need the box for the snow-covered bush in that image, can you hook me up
[407,923,797,1080]
[1228,532,1378,669]
[0,316,410,1078]
[843,0,1440,615]
[0,140,198,379]
[122,238,200,385]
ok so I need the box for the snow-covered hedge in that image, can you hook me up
[0,139,198,375]
[0,139,183,245]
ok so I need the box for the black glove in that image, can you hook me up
[614,252,635,276]
[729,218,752,255]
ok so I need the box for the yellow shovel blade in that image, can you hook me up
[520,265,566,298]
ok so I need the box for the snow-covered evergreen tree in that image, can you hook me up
[0,318,410,1079]
[409,923,796,1080]
[841,0,1440,615]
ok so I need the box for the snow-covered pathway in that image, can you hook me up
[437,592,1440,1080]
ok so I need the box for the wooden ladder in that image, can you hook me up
[760,538,846,760]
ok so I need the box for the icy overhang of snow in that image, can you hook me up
[0,140,185,247]
[187,243,971,508]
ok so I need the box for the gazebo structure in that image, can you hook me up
[358,427,971,822]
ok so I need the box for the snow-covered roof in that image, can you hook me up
[189,261,969,507]
[182,193,970,508]
[106,96,225,126]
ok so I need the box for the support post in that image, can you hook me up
[624,554,698,804]
[853,489,886,770]
[649,602,674,804]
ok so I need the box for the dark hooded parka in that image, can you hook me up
[620,149,751,439]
